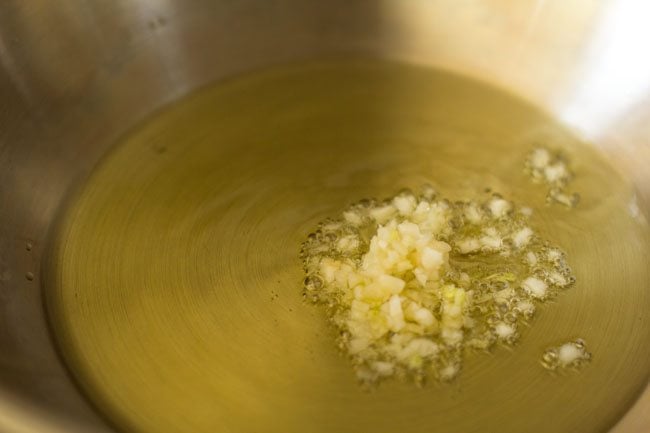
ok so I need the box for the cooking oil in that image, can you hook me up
[45,60,650,433]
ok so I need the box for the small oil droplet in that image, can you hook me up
[25,272,34,281]
[26,242,33,251]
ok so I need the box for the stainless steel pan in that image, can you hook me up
[1,1,648,432]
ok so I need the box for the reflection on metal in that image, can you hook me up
[513,0,548,65]
[560,0,650,138]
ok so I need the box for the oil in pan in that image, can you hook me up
[45,60,650,433]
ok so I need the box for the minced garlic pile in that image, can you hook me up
[301,187,575,385]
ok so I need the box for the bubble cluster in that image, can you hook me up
[301,186,575,385]
[541,339,591,371]
[525,146,580,207]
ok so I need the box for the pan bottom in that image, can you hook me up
[45,60,650,433]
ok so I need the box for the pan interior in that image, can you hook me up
[45,60,650,433]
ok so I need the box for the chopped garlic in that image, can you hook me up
[337,235,360,252]
[464,203,484,224]
[413,307,436,328]
[558,343,583,365]
[302,187,575,385]
[548,271,568,287]
[519,206,533,216]
[319,258,342,284]
[543,163,569,183]
[549,190,579,207]
[521,277,548,298]
[370,205,397,224]
[525,251,538,266]
[542,339,591,370]
[372,361,395,376]
[383,295,405,332]
[393,195,417,215]
[349,338,370,354]
[516,300,535,317]
[546,249,562,262]
[439,363,460,381]
[480,234,503,250]
[494,287,515,303]
[398,338,439,361]
[512,227,533,248]
[421,247,444,270]
[343,210,364,226]
[529,147,551,169]
[489,198,512,218]
[457,238,481,254]
[441,285,467,345]
[378,274,406,294]
[494,322,516,340]
[525,146,578,208]
[411,201,431,223]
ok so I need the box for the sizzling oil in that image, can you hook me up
[45,61,650,433]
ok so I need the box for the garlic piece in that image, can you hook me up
[521,277,548,299]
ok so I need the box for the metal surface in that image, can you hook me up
[0,1,649,432]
